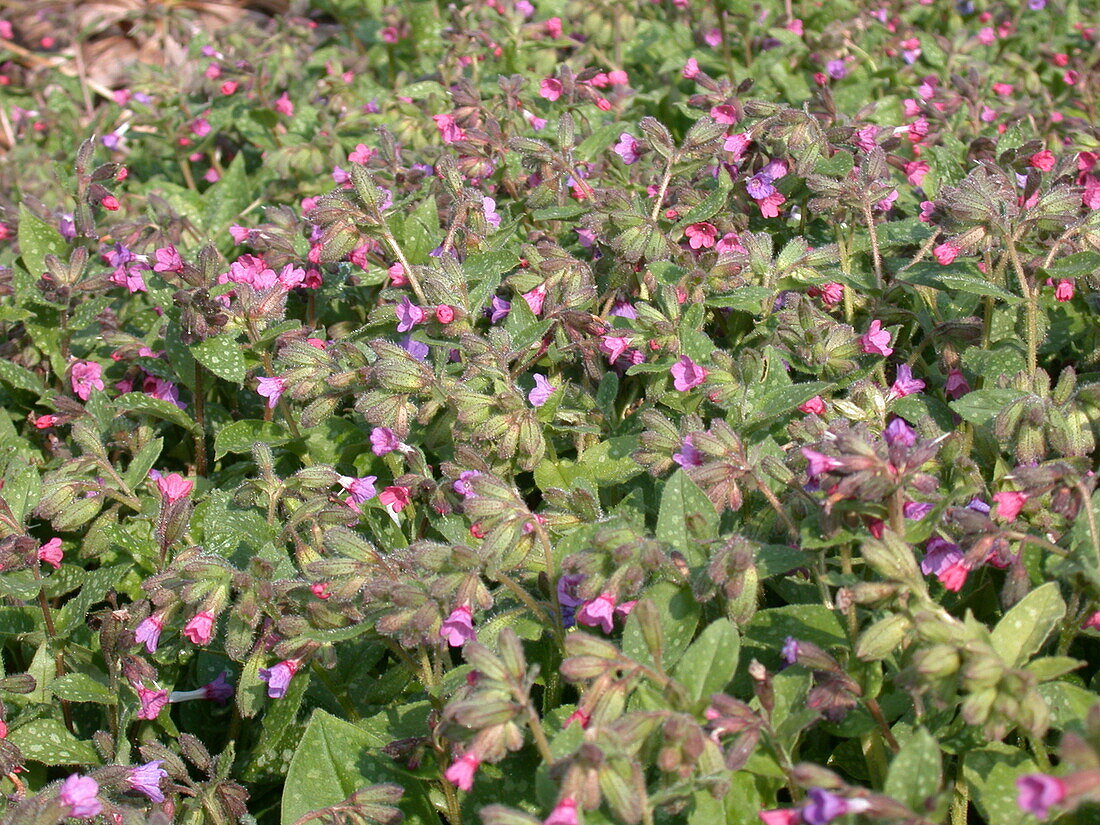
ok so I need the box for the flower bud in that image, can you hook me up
[855,614,910,662]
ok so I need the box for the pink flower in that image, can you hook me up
[349,143,374,164]
[934,242,960,265]
[613,133,640,164]
[522,283,548,315]
[544,17,562,38]
[1083,611,1100,631]
[71,361,104,400]
[685,222,718,250]
[905,160,929,186]
[544,798,580,825]
[59,774,102,819]
[154,245,184,273]
[992,82,1014,96]
[758,192,786,218]
[887,364,925,400]
[155,472,192,502]
[670,355,707,391]
[860,320,893,356]
[599,334,633,364]
[274,92,294,116]
[1016,774,1066,819]
[257,375,285,408]
[1083,178,1100,210]
[945,368,971,399]
[710,104,738,124]
[529,374,556,407]
[785,18,803,35]
[229,224,251,244]
[539,78,563,101]
[440,605,476,647]
[993,491,1028,521]
[853,125,879,152]
[38,537,63,569]
[370,427,401,456]
[977,26,995,44]
[577,592,617,633]
[758,810,800,825]
[191,117,211,137]
[802,448,842,477]
[135,685,170,720]
[432,114,466,143]
[682,58,700,79]
[939,560,970,592]
[135,614,164,653]
[724,133,750,160]
[799,396,826,415]
[1055,280,1074,301]
[258,660,300,699]
[444,752,480,791]
[379,485,412,512]
[183,611,215,645]
[608,69,628,85]
[1029,150,1056,171]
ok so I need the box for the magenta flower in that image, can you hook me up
[125,761,168,803]
[169,670,234,705]
[274,92,294,116]
[672,435,703,468]
[801,448,842,478]
[577,592,617,633]
[529,374,556,407]
[670,355,707,391]
[37,537,63,569]
[379,485,412,513]
[59,774,102,819]
[860,320,893,356]
[183,611,215,645]
[993,491,1028,521]
[682,57,700,79]
[522,283,547,315]
[884,418,917,447]
[135,614,165,654]
[444,752,480,791]
[256,375,285,409]
[798,396,826,415]
[887,363,925,400]
[431,114,465,143]
[453,470,480,497]
[153,245,184,273]
[482,197,501,228]
[945,368,971,399]
[933,242,960,265]
[71,361,104,401]
[685,222,718,249]
[599,334,633,364]
[1055,280,1074,302]
[259,660,300,699]
[489,296,511,323]
[1017,774,1065,819]
[613,133,640,164]
[724,133,750,160]
[370,427,401,456]
[135,685,170,720]
[544,797,580,825]
[538,78,563,101]
[440,605,476,647]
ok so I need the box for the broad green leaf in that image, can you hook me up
[50,673,117,704]
[672,618,740,706]
[1044,251,1100,280]
[203,153,252,236]
[116,392,198,433]
[655,470,718,566]
[123,437,164,490]
[964,744,1039,825]
[744,605,848,661]
[950,389,1028,426]
[990,582,1065,667]
[885,727,942,812]
[56,565,129,633]
[281,710,433,825]
[214,420,292,459]
[0,359,45,395]
[1037,682,1100,730]
[17,206,66,282]
[8,718,101,765]
[622,582,700,671]
[3,463,40,525]
[190,334,247,385]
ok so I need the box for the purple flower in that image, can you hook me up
[903,501,934,519]
[745,174,776,200]
[339,475,378,504]
[258,660,300,699]
[59,774,102,818]
[825,59,847,79]
[401,335,429,361]
[557,574,585,628]
[1027,0,1046,8]
[967,497,991,515]
[609,300,637,319]
[454,470,480,497]
[1016,774,1065,818]
[440,605,475,647]
[125,761,168,803]
[781,636,800,665]
[672,435,704,468]
[801,788,869,825]
[370,426,401,456]
[921,536,963,576]
[202,671,234,703]
[396,296,426,332]
[134,614,164,654]
[489,296,511,323]
[613,133,640,164]
[884,418,917,448]
[529,374,556,407]
[482,197,501,228]
[801,448,841,478]
[256,375,285,408]
[670,355,707,391]
[887,363,925,400]
[576,592,616,633]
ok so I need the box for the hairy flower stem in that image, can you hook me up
[865,696,900,752]
[533,519,565,640]
[496,572,554,630]
[33,572,74,734]
[1076,481,1100,571]
[649,155,677,223]
[950,763,969,825]
[1004,232,1038,374]
[1057,590,1083,656]
[193,361,208,477]
[376,217,427,305]
[752,472,798,541]
[524,703,555,764]
[861,199,883,287]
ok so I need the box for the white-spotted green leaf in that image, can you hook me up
[190,334,247,385]
[990,582,1065,667]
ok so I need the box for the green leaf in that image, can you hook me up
[950,389,1028,426]
[885,728,942,812]
[746,381,831,424]
[50,673,117,704]
[3,464,40,526]
[8,718,101,765]
[282,710,433,825]
[964,744,1039,825]
[706,286,774,314]
[116,393,198,433]
[672,619,740,706]
[203,153,252,236]
[214,420,293,460]
[622,582,700,671]
[0,359,45,395]
[17,206,66,282]
[190,334,247,385]
[675,187,729,228]
[934,272,1022,304]
[56,565,129,633]
[123,437,163,490]
[990,582,1065,667]
[655,470,718,566]
[1044,251,1100,280]
[1037,681,1100,729]
[744,605,848,660]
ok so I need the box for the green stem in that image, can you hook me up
[194,361,208,476]
[1004,232,1038,374]
[862,199,883,288]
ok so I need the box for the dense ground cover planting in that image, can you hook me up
[1,0,1100,823]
